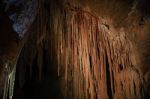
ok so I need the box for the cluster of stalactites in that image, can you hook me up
[35,0,146,99]
[55,9,144,99]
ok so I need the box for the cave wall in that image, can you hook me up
[0,9,20,98]
[13,0,150,99]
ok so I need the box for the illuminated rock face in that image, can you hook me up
[47,8,146,99]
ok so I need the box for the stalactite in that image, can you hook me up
[16,0,147,98]
[47,6,145,99]
[35,0,48,80]
[3,63,9,99]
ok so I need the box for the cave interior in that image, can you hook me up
[0,0,150,99]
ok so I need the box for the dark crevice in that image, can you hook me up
[105,51,113,99]
[94,83,98,99]
[96,46,100,59]
[112,71,115,93]
[133,81,136,96]
[89,55,92,70]
[121,82,123,90]
[119,64,123,71]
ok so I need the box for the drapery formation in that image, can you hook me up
[14,0,148,99]
[52,7,145,99]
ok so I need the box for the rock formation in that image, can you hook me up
[0,0,150,99]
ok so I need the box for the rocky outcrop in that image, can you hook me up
[4,0,149,99]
